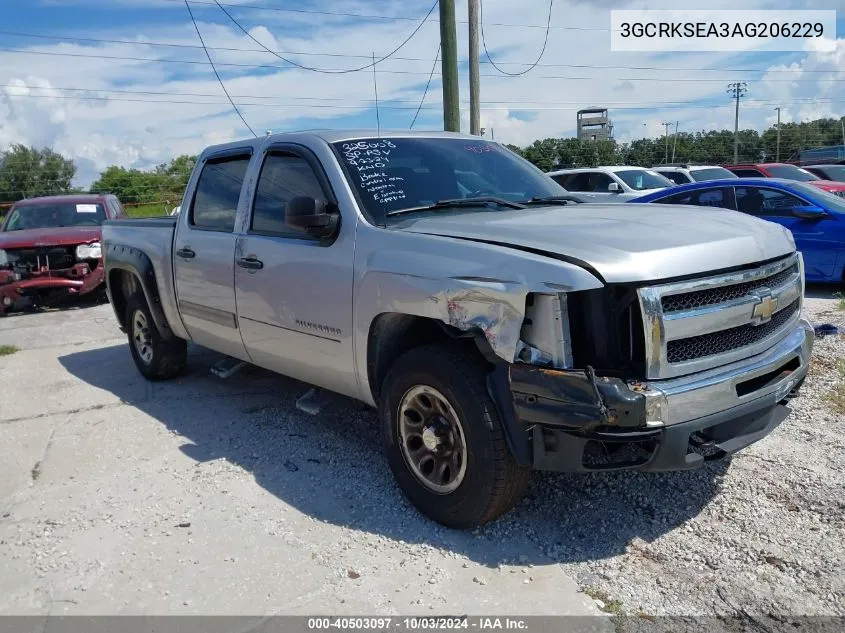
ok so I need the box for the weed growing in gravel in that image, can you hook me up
[835,292,845,311]
[0,345,19,356]
[825,361,845,415]
[583,587,625,616]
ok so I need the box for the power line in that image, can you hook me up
[2,30,841,74]
[183,0,255,136]
[480,0,553,76]
[410,44,440,129]
[4,82,845,109]
[5,90,845,113]
[149,0,603,30]
[4,47,840,83]
[212,0,438,74]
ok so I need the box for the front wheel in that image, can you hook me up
[379,344,530,529]
[125,294,187,380]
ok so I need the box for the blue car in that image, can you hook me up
[630,178,845,284]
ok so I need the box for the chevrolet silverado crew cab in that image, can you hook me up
[102,130,813,528]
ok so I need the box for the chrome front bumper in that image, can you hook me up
[638,318,814,427]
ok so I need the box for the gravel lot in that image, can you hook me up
[1,289,843,622]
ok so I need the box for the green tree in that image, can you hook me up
[90,155,197,205]
[0,144,76,201]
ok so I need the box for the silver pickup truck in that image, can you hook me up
[102,130,813,528]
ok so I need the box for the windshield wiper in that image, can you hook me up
[520,195,583,205]
[385,196,526,218]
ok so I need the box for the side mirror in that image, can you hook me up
[607,182,621,193]
[791,205,827,220]
[286,196,339,238]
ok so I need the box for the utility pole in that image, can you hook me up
[439,0,460,132]
[840,116,845,148]
[774,107,781,162]
[671,121,679,162]
[468,0,480,135]
[662,122,672,164]
[727,82,748,163]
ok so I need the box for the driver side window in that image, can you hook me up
[735,187,805,217]
[251,153,326,239]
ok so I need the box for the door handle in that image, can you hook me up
[236,257,264,270]
[176,247,196,259]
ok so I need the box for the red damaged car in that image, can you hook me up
[0,194,126,314]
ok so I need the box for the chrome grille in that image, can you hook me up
[637,253,804,380]
[667,299,800,363]
[832,190,845,199]
[662,263,799,313]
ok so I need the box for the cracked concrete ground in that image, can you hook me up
[0,303,603,618]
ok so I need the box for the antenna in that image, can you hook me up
[372,52,381,137]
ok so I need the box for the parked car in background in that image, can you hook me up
[653,164,738,184]
[102,130,812,528]
[803,164,845,182]
[546,166,673,200]
[0,194,125,313]
[725,163,845,198]
[631,178,845,284]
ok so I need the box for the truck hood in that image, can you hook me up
[0,226,102,249]
[393,203,796,284]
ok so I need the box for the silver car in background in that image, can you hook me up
[547,166,674,200]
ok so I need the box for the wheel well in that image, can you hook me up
[366,313,497,402]
[108,269,141,329]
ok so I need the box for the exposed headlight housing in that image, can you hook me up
[0,249,7,267]
[76,242,102,260]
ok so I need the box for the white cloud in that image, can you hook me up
[0,0,843,187]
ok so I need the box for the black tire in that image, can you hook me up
[379,344,531,529]
[125,294,187,380]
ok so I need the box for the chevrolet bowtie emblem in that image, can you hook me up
[750,291,778,325]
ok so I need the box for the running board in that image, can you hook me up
[296,388,332,416]
[210,357,248,379]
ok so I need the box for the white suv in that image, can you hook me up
[653,164,738,185]
[547,166,673,200]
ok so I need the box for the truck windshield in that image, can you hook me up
[2,202,106,231]
[331,137,564,223]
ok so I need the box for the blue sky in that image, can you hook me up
[0,0,843,186]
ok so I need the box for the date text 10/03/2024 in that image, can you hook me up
[307,617,529,630]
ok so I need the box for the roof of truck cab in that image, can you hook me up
[197,129,481,158]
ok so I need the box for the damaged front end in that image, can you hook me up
[0,244,105,314]
[492,278,811,474]
[502,285,665,471]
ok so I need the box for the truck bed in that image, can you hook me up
[102,215,186,339]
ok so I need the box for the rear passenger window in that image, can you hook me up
[564,173,591,192]
[655,187,732,208]
[655,192,693,205]
[191,156,250,231]
[663,171,689,185]
[251,153,326,238]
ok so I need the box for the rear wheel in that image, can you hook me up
[125,294,186,380]
[380,344,530,529]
